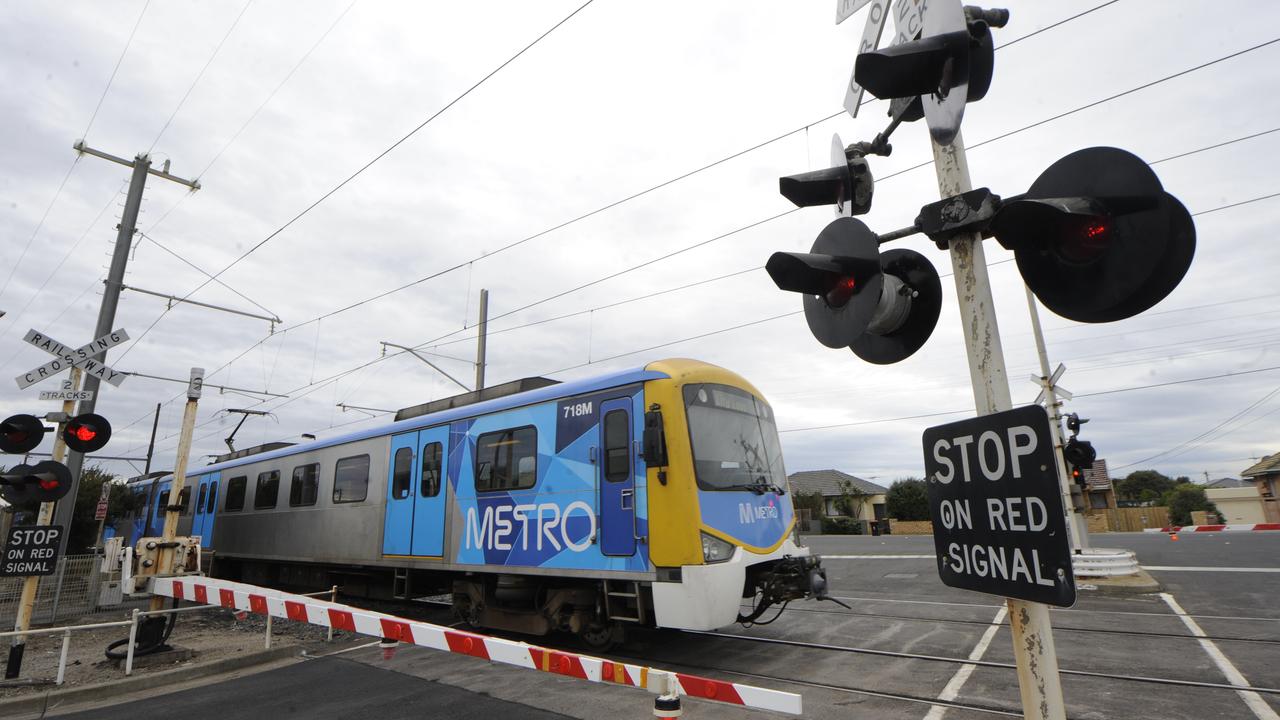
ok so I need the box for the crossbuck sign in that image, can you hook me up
[15,328,130,390]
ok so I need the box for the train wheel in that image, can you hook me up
[578,621,621,651]
[452,593,482,629]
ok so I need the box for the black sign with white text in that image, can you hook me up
[922,405,1076,607]
[1,524,64,577]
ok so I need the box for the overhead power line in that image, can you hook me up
[118,2,1126,380]
[114,0,596,363]
[148,0,255,153]
[781,365,1280,435]
[122,16,1275,456]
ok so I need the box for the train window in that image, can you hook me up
[290,464,320,507]
[206,482,219,514]
[683,383,788,492]
[475,426,537,492]
[158,490,170,514]
[391,448,413,500]
[333,454,370,503]
[226,476,247,512]
[603,410,630,482]
[255,470,281,509]
[196,485,208,515]
[421,442,442,498]
[178,488,192,515]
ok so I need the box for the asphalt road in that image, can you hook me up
[46,531,1280,720]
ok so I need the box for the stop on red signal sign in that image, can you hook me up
[922,405,1076,607]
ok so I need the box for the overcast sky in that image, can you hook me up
[2,0,1278,489]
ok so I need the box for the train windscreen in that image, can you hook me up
[683,383,787,493]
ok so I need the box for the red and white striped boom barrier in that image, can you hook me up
[152,576,802,715]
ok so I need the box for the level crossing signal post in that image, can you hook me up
[0,368,113,678]
[768,2,1198,718]
[148,368,205,612]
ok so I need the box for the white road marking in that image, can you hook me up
[1160,592,1279,720]
[921,605,1008,720]
[822,554,937,559]
[1144,566,1280,573]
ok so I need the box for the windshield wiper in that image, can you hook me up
[719,480,785,495]
[755,475,786,495]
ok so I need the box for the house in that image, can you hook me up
[787,469,888,523]
[1081,459,1117,511]
[1241,454,1280,523]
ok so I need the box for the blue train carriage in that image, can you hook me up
[118,466,223,550]
[170,358,831,644]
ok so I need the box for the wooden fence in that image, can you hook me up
[1088,506,1170,532]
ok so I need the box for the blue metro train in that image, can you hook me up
[118,359,828,645]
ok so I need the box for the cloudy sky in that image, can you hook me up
[2,0,1278,490]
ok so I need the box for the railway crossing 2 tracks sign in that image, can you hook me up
[922,405,1076,607]
[15,328,129,390]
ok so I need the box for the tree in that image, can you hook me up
[1116,470,1177,502]
[834,478,872,519]
[886,478,930,521]
[1163,484,1220,526]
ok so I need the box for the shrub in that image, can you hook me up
[886,478,930,521]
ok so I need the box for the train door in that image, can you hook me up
[191,473,220,549]
[382,428,451,557]
[599,398,636,556]
[150,481,171,536]
[411,426,449,557]
[383,431,418,556]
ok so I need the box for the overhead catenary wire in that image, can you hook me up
[0,0,151,304]
[114,0,597,364]
[120,19,1279,460]
[117,2,1137,381]
[147,0,255,154]
[141,0,359,236]
[133,182,1280,457]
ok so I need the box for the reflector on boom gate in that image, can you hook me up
[991,146,1195,323]
[850,248,943,364]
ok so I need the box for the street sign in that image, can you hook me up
[188,367,205,400]
[919,0,967,145]
[842,0,891,117]
[39,379,94,402]
[0,525,64,577]
[922,405,1076,607]
[836,0,874,25]
[94,483,111,520]
[15,328,129,390]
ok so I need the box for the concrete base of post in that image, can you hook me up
[653,694,682,718]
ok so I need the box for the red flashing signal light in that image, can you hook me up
[63,413,111,454]
[825,276,858,308]
[0,414,46,454]
[71,424,97,443]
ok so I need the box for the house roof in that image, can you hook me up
[1205,477,1248,489]
[1241,453,1280,479]
[787,469,888,497]
[1083,459,1111,490]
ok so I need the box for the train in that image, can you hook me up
[117,358,830,646]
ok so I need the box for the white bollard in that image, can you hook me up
[125,608,140,676]
[56,629,71,685]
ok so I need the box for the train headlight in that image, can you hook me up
[700,532,735,564]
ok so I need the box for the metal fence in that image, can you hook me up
[0,553,136,627]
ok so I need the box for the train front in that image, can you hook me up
[643,359,834,631]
